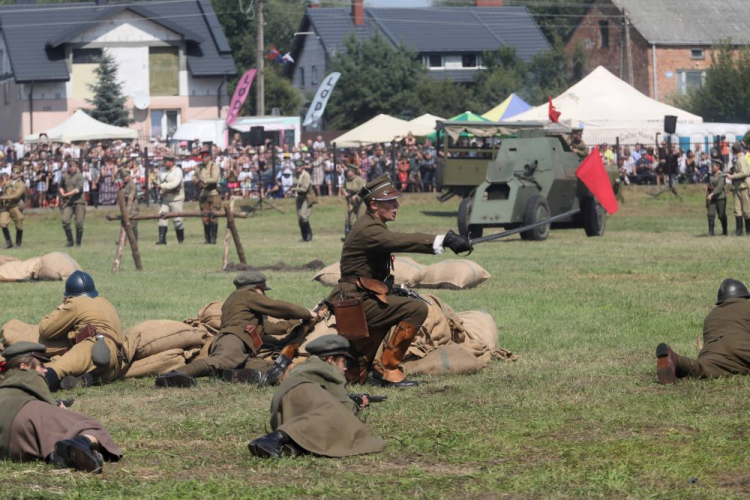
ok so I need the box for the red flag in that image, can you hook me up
[576,146,619,215]
[548,96,560,123]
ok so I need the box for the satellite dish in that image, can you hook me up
[133,91,150,110]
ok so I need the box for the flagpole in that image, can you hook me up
[256,0,265,116]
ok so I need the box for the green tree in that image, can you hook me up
[325,32,425,129]
[471,46,527,112]
[86,50,133,127]
[245,65,303,116]
[525,34,574,103]
[412,78,474,118]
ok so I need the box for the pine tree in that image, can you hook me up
[86,50,133,127]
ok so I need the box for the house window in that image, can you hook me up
[691,48,705,60]
[426,54,443,68]
[312,66,318,86]
[599,21,609,49]
[299,67,305,87]
[71,48,102,100]
[677,70,705,95]
[150,109,180,140]
[149,47,179,97]
[4,81,9,105]
[462,54,477,68]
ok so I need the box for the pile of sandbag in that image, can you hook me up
[0,252,82,282]
[0,319,69,357]
[122,320,211,378]
[312,258,491,290]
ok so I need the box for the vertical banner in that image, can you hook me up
[302,72,341,127]
[226,69,257,126]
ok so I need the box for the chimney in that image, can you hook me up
[476,0,504,6]
[351,0,364,26]
[307,1,320,7]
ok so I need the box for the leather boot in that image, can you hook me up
[745,218,750,236]
[155,371,197,388]
[50,435,103,473]
[298,221,306,242]
[304,222,313,242]
[203,224,211,244]
[44,368,61,392]
[64,228,74,247]
[75,228,83,247]
[248,430,291,459]
[373,322,420,387]
[721,216,728,236]
[656,343,679,385]
[222,369,263,384]
[737,216,744,236]
[176,228,184,244]
[156,226,167,245]
[15,229,22,247]
[212,222,219,244]
[708,217,715,236]
[2,227,12,249]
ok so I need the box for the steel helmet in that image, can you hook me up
[716,278,750,305]
[64,271,99,299]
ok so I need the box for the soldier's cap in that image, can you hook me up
[119,168,131,180]
[163,152,176,161]
[233,271,271,291]
[201,148,210,156]
[11,164,22,173]
[346,163,358,171]
[2,341,50,363]
[306,335,353,360]
[358,174,402,203]
[712,159,724,167]
[294,159,306,167]
[68,158,79,166]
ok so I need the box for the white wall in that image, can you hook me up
[73,10,182,44]
[110,46,149,97]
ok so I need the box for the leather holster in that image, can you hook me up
[245,324,263,353]
[333,298,369,340]
[339,275,389,304]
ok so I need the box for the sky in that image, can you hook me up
[367,0,433,7]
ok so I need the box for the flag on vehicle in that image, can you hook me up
[576,146,619,215]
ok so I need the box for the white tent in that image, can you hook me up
[508,66,703,128]
[24,109,138,143]
[408,113,445,137]
[333,114,414,146]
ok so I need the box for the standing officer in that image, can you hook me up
[0,342,122,472]
[706,159,727,236]
[248,335,386,459]
[59,158,86,247]
[197,148,221,245]
[155,152,185,245]
[569,130,589,160]
[37,271,125,392]
[0,165,24,248]
[155,272,318,388]
[328,175,472,387]
[294,159,316,242]
[726,142,750,235]
[343,163,365,238]
[118,167,139,241]
[656,279,750,383]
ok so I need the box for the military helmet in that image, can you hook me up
[64,271,99,299]
[716,278,750,305]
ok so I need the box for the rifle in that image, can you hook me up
[259,300,329,387]
[348,393,387,407]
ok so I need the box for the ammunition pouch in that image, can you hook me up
[245,324,263,353]
[332,297,369,340]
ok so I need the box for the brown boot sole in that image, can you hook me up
[656,343,676,385]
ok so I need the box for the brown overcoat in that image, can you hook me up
[0,370,57,458]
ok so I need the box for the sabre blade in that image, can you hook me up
[471,208,580,245]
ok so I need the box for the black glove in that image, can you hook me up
[443,230,473,254]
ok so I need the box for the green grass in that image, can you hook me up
[2,185,750,499]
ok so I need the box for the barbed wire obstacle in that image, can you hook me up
[107,201,248,272]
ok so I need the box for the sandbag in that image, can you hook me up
[0,255,19,265]
[195,302,224,334]
[402,344,484,376]
[457,311,498,350]
[312,257,424,287]
[415,260,491,290]
[0,257,42,282]
[406,294,460,358]
[1,319,70,357]
[312,262,340,287]
[124,320,209,360]
[124,348,189,378]
[34,252,82,281]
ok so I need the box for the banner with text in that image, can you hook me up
[226,69,257,126]
[302,72,341,127]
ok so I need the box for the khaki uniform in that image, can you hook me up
[158,167,184,229]
[60,171,86,230]
[38,296,124,382]
[676,298,750,378]
[344,175,366,229]
[0,369,121,462]
[706,170,726,219]
[295,169,315,224]
[328,212,437,382]
[570,137,589,160]
[0,178,25,230]
[198,161,221,224]
[269,356,386,457]
[176,288,312,378]
[731,154,750,218]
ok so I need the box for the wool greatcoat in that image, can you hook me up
[0,369,121,461]
[38,295,124,381]
[676,298,750,378]
[270,355,386,457]
[175,288,313,378]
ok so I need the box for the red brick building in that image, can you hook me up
[566,0,748,103]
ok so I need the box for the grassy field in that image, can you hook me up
[2,185,750,499]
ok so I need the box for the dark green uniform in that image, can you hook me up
[60,169,86,246]
[706,167,727,235]
[328,211,437,383]
[198,160,221,244]
[175,288,313,378]
[675,298,750,378]
[570,137,589,160]
[344,173,365,232]
[295,164,316,241]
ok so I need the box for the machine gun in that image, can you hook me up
[348,393,388,408]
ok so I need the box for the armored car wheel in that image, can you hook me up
[457,196,483,239]
[520,195,550,241]
[581,197,606,237]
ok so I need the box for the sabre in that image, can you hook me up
[469,208,580,246]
